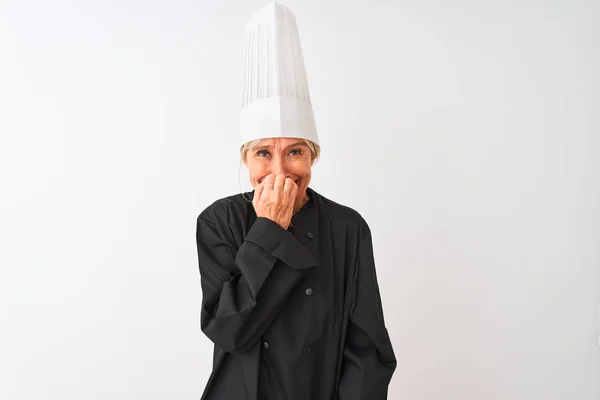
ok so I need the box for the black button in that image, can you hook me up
[263,341,269,349]
[306,231,314,239]
[302,346,311,354]
[305,287,313,296]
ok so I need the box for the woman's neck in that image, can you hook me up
[293,191,310,214]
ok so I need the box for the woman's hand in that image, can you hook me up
[253,173,298,230]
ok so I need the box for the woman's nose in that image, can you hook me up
[271,156,287,175]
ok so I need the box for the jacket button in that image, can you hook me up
[263,341,269,349]
[306,231,314,239]
[305,287,313,296]
[302,346,311,354]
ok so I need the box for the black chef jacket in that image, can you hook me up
[196,186,396,400]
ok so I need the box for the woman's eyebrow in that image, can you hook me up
[285,141,306,149]
[254,142,305,150]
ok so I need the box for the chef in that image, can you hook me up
[196,2,397,399]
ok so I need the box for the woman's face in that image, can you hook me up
[245,137,313,201]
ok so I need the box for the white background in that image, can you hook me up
[1,0,599,399]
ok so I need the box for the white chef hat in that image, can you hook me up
[239,1,319,149]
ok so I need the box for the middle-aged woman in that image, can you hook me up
[195,2,396,400]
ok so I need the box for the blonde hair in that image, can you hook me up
[238,138,321,196]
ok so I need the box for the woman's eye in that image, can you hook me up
[289,149,302,156]
[256,150,269,157]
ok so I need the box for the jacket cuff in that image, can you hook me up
[245,217,318,270]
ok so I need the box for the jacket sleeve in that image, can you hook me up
[196,214,318,355]
[338,230,397,400]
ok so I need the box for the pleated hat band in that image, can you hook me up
[239,1,319,149]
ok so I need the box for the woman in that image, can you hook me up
[196,3,396,399]
[196,139,396,400]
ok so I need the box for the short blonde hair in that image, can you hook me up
[239,138,321,166]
